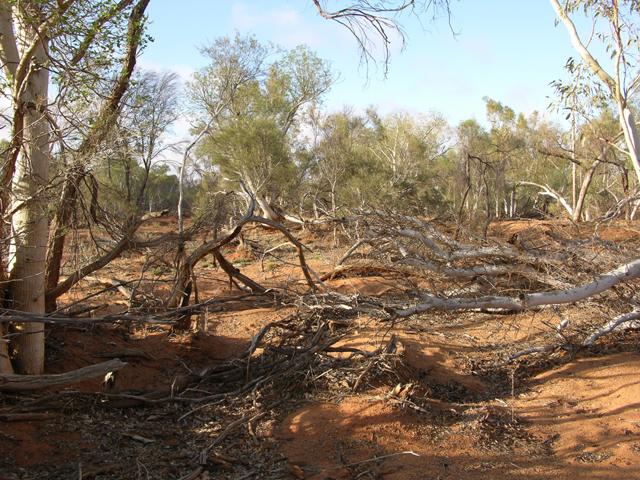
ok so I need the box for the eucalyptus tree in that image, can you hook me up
[550,0,640,186]
[527,107,624,221]
[454,118,491,225]
[0,0,150,374]
[308,109,374,215]
[369,111,450,209]
[190,36,333,220]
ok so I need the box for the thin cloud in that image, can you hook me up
[230,2,325,48]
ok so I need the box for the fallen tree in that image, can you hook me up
[392,258,640,317]
[321,210,640,352]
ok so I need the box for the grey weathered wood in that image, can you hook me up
[0,359,127,391]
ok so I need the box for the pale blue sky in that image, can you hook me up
[141,1,580,126]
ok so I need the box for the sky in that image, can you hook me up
[141,1,581,129]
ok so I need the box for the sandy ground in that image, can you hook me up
[1,219,639,479]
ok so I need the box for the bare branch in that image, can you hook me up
[0,359,127,392]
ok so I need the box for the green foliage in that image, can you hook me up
[175,9,639,224]
[189,35,333,213]
[203,117,297,198]
[145,164,179,212]
[76,69,180,222]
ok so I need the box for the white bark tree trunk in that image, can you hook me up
[0,3,18,375]
[550,0,640,186]
[256,194,282,222]
[8,12,50,374]
[572,160,598,222]
[619,106,640,185]
[519,181,574,218]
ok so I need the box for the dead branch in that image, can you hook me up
[260,241,294,271]
[504,306,640,363]
[247,215,317,289]
[0,359,127,391]
[84,275,132,298]
[0,309,174,325]
[396,256,570,288]
[505,345,558,363]
[393,258,640,317]
[168,192,257,309]
[583,308,640,346]
[319,261,403,282]
[213,249,266,293]
[310,0,448,75]
[337,238,370,265]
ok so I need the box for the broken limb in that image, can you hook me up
[212,249,266,293]
[393,258,640,317]
[583,308,640,346]
[247,215,318,289]
[0,359,127,392]
[504,307,640,363]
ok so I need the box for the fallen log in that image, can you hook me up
[394,258,640,317]
[0,309,174,325]
[0,412,57,421]
[0,359,127,392]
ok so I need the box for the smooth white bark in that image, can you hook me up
[396,258,640,317]
[550,0,640,185]
[7,8,50,374]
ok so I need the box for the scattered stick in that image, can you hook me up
[199,409,272,463]
[177,466,203,480]
[302,448,421,475]
[340,450,420,469]
[505,345,557,363]
[337,238,369,265]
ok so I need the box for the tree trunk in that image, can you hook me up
[44,168,80,312]
[9,20,50,374]
[256,194,283,222]
[0,3,19,375]
[0,326,12,374]
[618,106,640,186]
[572,161,598,222]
